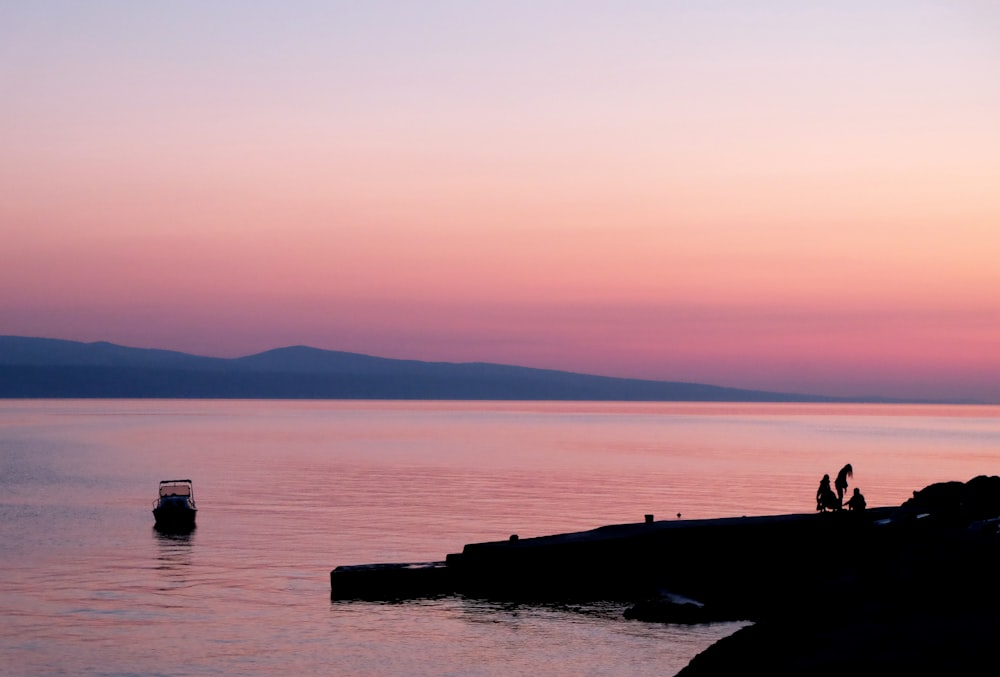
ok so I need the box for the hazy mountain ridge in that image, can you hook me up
[0,335,857,402]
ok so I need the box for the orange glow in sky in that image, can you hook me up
[2,2,999,401]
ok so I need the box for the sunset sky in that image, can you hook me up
[2,1,999,402]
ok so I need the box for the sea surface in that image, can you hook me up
[2,400,999,676]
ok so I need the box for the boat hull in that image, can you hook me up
[153,497,197,530]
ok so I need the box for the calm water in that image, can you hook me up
[2,400,999,676]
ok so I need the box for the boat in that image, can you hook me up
[152,479,197,530]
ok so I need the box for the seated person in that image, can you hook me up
[816,474,839,511]
[847,487,866,511]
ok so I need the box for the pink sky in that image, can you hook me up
[2,2,999,402]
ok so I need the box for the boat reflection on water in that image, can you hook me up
[154,523,196,539]
[153,523,195,589]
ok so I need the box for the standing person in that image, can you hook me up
[835,464,853,506]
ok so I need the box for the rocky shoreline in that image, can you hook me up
[673,475,1000,675]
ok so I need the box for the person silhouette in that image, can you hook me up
[817,474,838,511]
[835,464,853,504]
[847,487,866,512]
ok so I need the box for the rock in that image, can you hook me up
[624,592,743,624]
[899,474,1000,524]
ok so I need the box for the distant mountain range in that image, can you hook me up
[0,335,867,402]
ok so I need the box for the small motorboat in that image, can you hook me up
[152,479,197,530]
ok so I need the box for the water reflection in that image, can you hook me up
[153,526,194,586]
[153,523,196,539]
[327,596,748,676]
[458,597,631,626]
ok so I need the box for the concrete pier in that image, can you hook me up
[331,507,897,607]
[329,561,452,600]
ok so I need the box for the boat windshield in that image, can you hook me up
[159,481,193,498]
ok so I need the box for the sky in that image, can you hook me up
[2,1,999,402]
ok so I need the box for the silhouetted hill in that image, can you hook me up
[0,335,846,401]
[0,336,223,369]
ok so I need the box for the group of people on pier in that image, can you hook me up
[817,463,866,512]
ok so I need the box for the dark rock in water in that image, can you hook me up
[623,592,746,624]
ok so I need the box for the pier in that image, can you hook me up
[331,508,898,612]
[332,476,1000,626]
